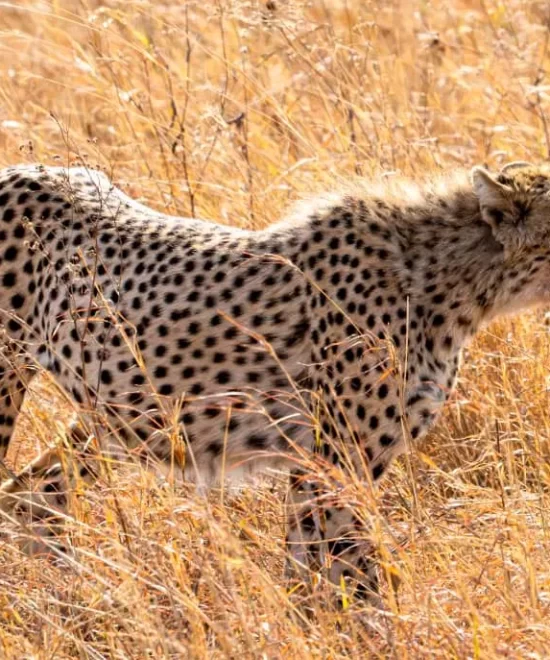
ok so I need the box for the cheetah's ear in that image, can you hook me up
[471,166,513,232]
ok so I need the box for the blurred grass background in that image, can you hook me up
[2,0,550,657]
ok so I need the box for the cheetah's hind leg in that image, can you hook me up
[0,423,99,558]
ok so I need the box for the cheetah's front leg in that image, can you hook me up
[285,470,382,608]
[284,380,448,606]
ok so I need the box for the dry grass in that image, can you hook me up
[1,0,550,657]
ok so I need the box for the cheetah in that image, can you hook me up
[0,160,548,603]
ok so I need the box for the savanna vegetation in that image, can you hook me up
[2,1,550,657]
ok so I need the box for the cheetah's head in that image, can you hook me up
[472,161,550,254]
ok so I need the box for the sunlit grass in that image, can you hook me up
[2,0,550,656]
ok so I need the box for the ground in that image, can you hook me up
[2,0,550,657]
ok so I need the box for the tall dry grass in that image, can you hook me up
[1,0,550,657]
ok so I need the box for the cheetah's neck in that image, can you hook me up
[404,189,545,358]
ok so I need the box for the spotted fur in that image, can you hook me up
[0,162,549,601]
